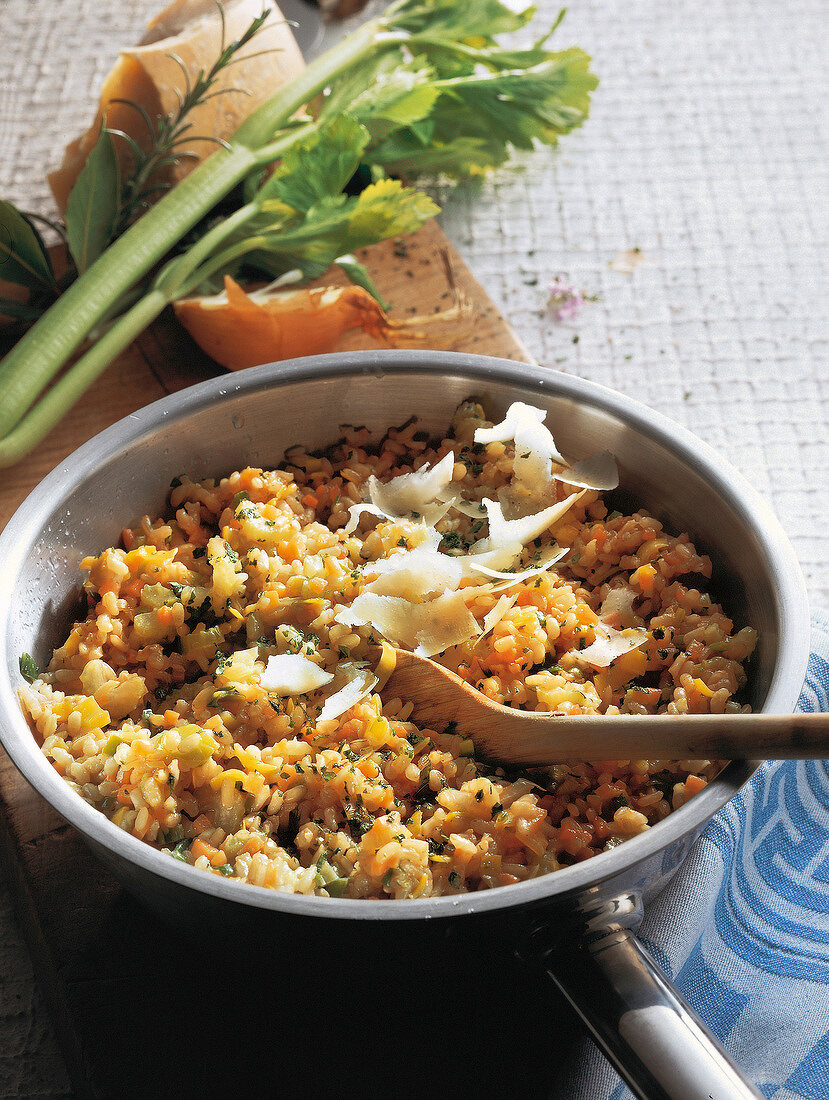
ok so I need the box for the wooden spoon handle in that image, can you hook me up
[383,653,829,763]
[468,711,829,765]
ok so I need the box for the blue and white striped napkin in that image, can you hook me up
[581,610,829,1100]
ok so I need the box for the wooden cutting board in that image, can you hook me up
[0,225,593,1099]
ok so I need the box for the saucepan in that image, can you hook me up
[0,351,809,1098]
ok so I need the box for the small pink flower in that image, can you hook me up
[548,275,594,322]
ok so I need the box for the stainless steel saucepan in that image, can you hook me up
[0,352,809,1098]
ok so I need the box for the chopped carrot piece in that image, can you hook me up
[632,563,657,596]
[685,775,707,796]
[191,838,224,865]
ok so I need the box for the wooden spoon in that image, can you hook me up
[381,650,829,765]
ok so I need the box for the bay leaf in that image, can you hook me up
[0,200,57,293]
[65,128,120,274]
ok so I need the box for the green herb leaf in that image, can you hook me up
[236,179,439,283]
[0,201,57,294]
[335,254,389,308]
[18,652,39,682]
[65,128,120,274]
[113,8,273,232]
[0,1,595,469]
[371,51,597,178]
[390,0,534,39]
[322,57,441,143]
[259,114,369,214]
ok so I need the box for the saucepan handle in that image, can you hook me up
[525,925,762,1099]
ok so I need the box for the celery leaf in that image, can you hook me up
[321,57,441,142]
[258,114,370,214]
[370,50,597,177]
[231,180,439,282]
[387,0,535,38]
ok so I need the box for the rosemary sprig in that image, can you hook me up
[107,4,273,234]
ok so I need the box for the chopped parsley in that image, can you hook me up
[18,652,39,683]
[604,793,630,819]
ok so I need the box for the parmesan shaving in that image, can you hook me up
[466,543,568,582]
[412,593,482,657]
[260,654,334,695]
[437,491,488,520]
[336,591,479,657]
[599,586,638,626]
[556,450,619,491]
[512,417,566,489]
[368,451,455,518]
[459,544,526,577]
[474,401,565,495]
[574,627,649,669]
[495,481,546,521]
[477,492,585,553]
[318,668,378,722]
[365,542,463,601]
[480,594,518,636]
[474,401,548,447]
[343,503,386,535]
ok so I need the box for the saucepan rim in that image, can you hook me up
[0,350,810,921]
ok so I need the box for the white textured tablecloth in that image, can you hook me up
[0,0,826,1094]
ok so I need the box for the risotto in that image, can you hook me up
[19,399,757,898]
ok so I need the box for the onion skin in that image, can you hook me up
[174,275,397,369]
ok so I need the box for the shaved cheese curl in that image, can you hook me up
[474,401,566,497]
[557,450,619,491]
[260,654,334,694]
[480,594,518,637]
[318,669,378,722]
[574,627,649,669]
[411,592,481,657]
[437,491,488,520]
[459,544,526,577]
[599,586,638,625]
[336,590,479,656]
[482,491,585,551]
[368,451,455,518]
[365,543,463,600]
[466,542,568,582]
[343,502,386,535]
[474,401,547,445]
